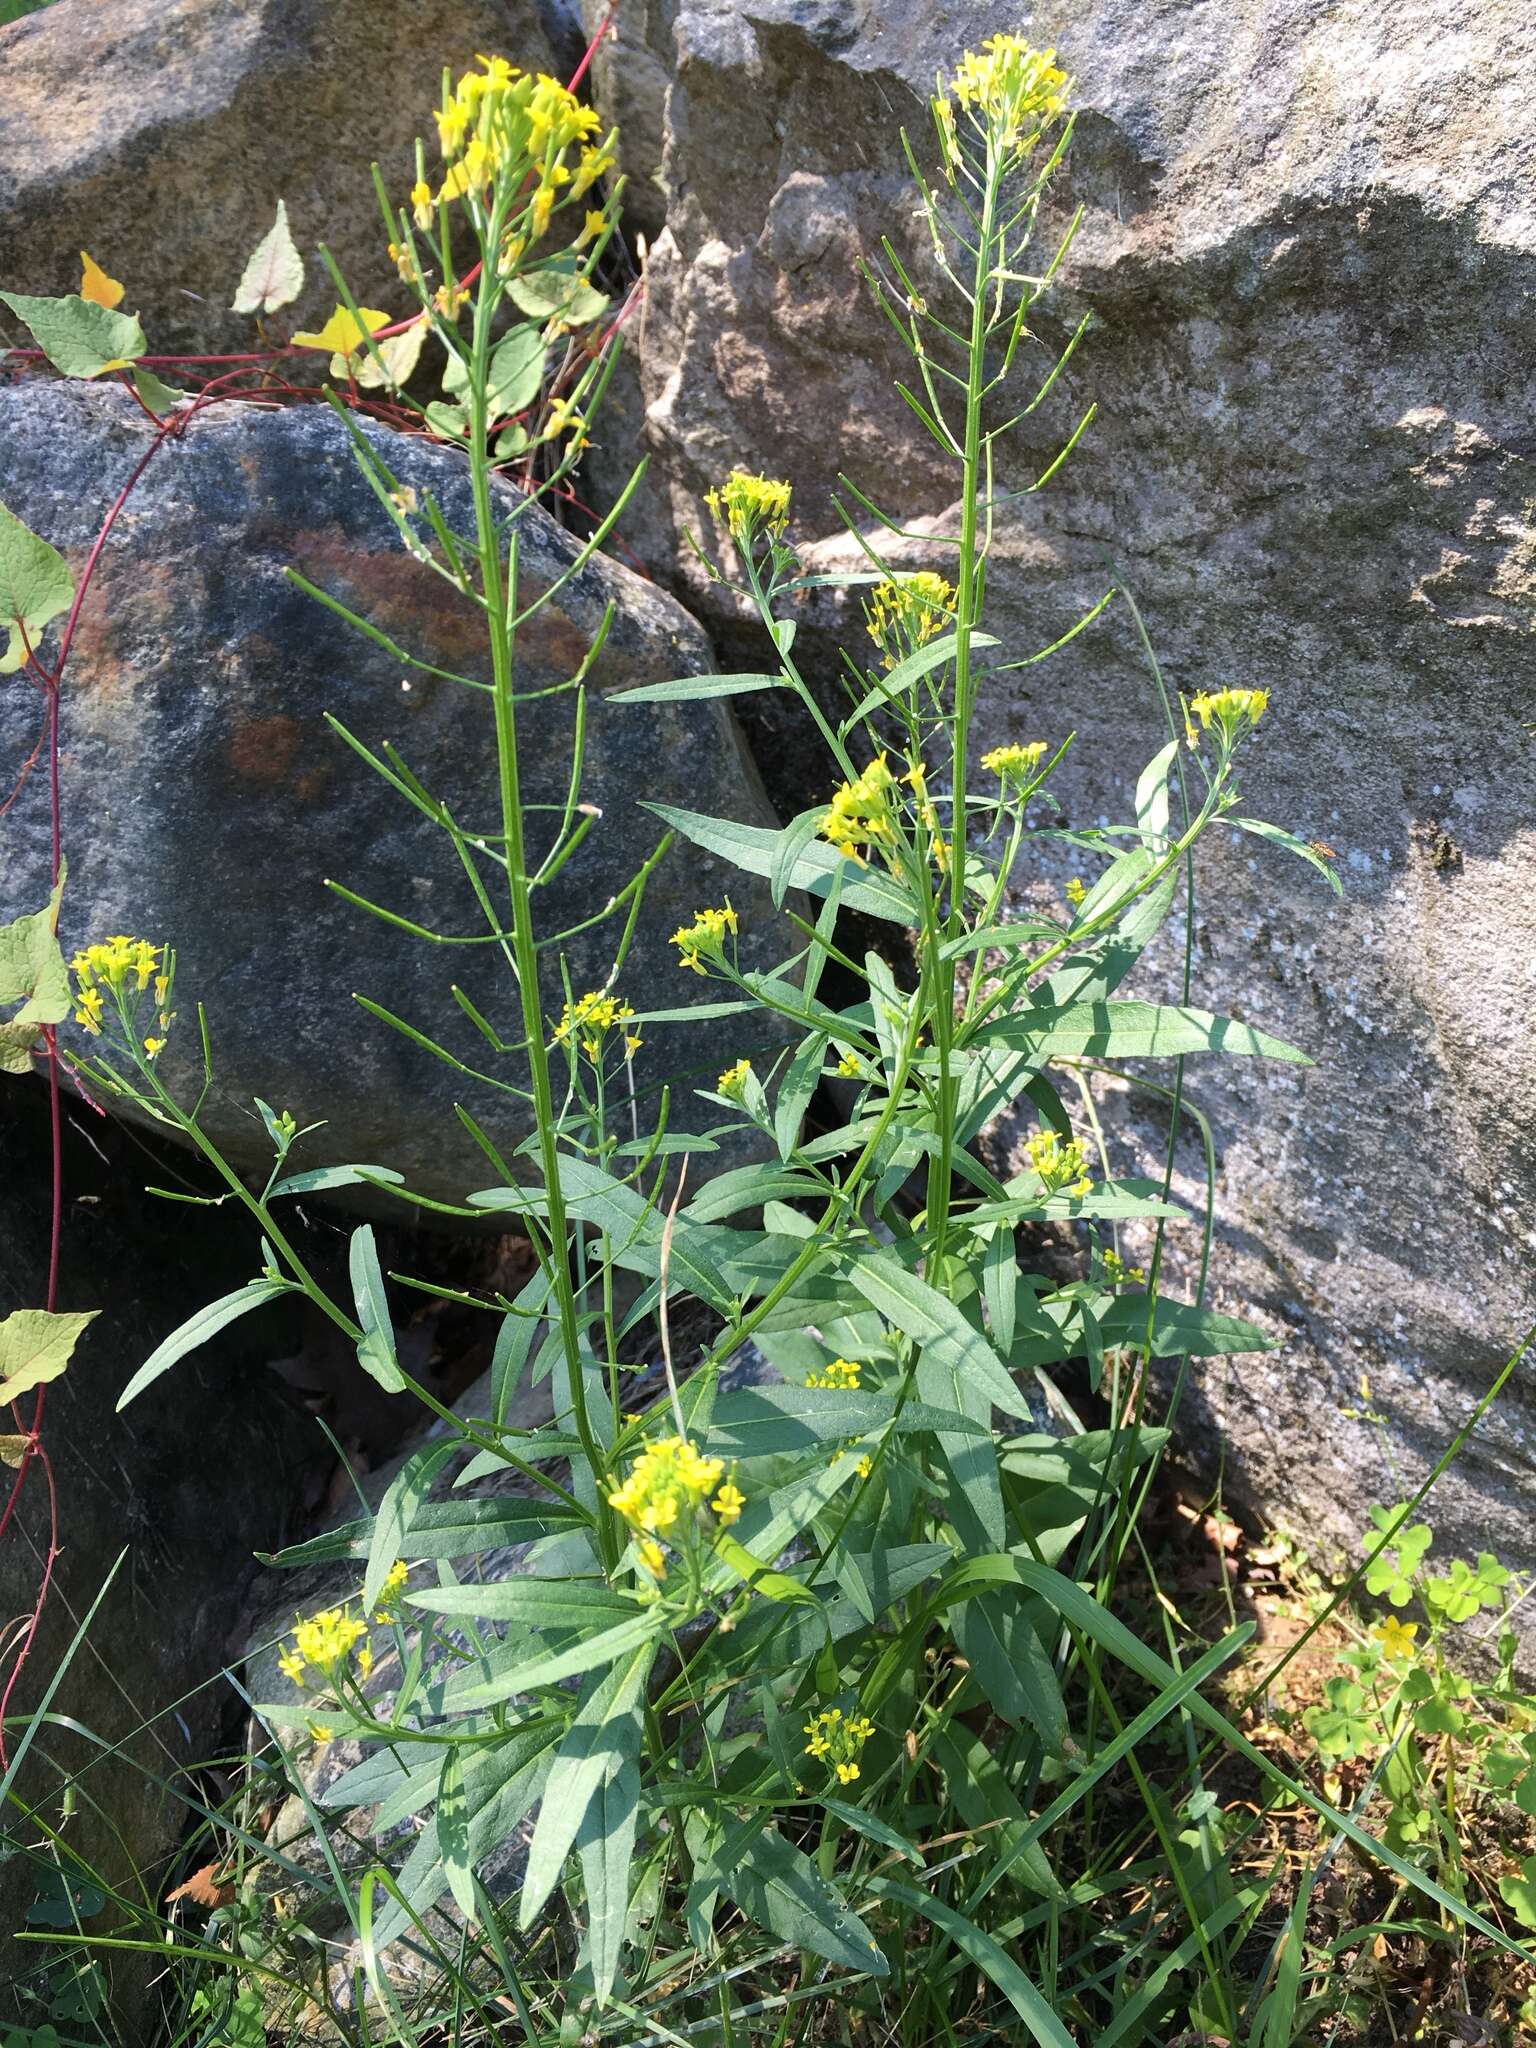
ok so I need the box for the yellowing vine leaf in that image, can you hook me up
[78,250,125,310]
[0,1307,98,1404]
[292,304,390,355]
[0,1434,30,1469]
[0,500,75,674]
[351,319,427,390]
[231,200,304,318]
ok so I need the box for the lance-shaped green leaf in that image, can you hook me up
[520,1638,656,1929]
[0,500,75,675]
[118,1279,291,1409]
[349,1224,405,1392]
[645,803,914,924]
[231,199,305,316]
[577,1746,641,2004]
[0,1309,97,1404]
[864,1881,1069,2046]
[712,1822,888,1976]
[0,291,146,379]
[845,1250,1037,1422]
[974,997,1310,1064]
[611,671,789,705]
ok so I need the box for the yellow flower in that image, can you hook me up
[1065,876,1087,906]
[835,1049,863,1079]
[712,1481,745,1526]
[306,1720,335,1745]
[607,1435,726,1538]
[372,1558,409,1623]
[1187,688,1270,745]
[717,1057,753,1100]
[704,468,792,546]
[863,571,955,670]
[572,143,615,199]
[943,36,1069,164]
[803,1706,876,1784]
[638,1537,668,1580]
[73,984,104,1035]
[806,1357,862,1391]
[552,989,639,1062]
[288,1606,367,1675]
[1373,1615,1419,1662]
[981,741,1048,786]
[277,1647,305,1686]
[817,754,899,866]
[142,1035,166,1058]
[1101,1247,1146,1288]
[1025,1127,1091,1198]
[357,1643,374,1680]
[670,901,738,975]
[576,208,608,247]
[410,178,434,230]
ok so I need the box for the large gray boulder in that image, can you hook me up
[0,383,785,1203]
[581,4,1536,1578]
[0,1081,313,2031]
[0,0,573,359]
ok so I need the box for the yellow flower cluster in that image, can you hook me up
[428,57,612,232]
[553,989,640,1061]
[1064,876,1087,906]
[863,571,955,670]
[1025,1128,1091,1198]
[981,741,1047,786]
[278,1606,368,1688]
[1101,1247,1147,1289]
[704,469,792,546]
[805,1357,862,1391]
[938,36,1069,165]
[671,900,738,974]
[803,1706,877,1785]
[372,1558,410,1622]
[1187,687,1270,746]
[607,1436,744,1580]
[71,935,172,1053]
[817,754,900,865]
[717,1057,753,1100]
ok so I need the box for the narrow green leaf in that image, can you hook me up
[578,1750,640,2005]
[846,1250,1035,1422]
[269,1162,406,1199]
[442,1610,663,1710]
[436,1748,475,1920]
[262,1493,583,1567]
[407,1577,638,1626]
[610,671,787,705]
[866,1881,1071,2047]
[365,1441,454,1616]
[645,803,914,924]
[349,1224,405,1392]
[841,630,998,731]
[118,1279,289,1409]
[714,1823,888,1977]
[975,997,1311,1064]
[520,1641,656,1929]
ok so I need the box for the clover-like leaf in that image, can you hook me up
[1500,1853,1536,1930]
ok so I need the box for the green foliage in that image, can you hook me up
[13,29,1524,2048]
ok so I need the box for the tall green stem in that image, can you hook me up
[464,248,614,1566]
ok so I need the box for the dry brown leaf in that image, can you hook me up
[165,1862,234,1909]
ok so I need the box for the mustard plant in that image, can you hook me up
[14,31,1529,2047]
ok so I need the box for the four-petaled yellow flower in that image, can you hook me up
[803,1706,877,1785]
[863,571,955,670]
[982,741,1048,786]
[1025,1127,1091,1199]
[552,989,640,1062]
[1373,1615,1419,1662]
[670,901,738,975]
[372,1558,410,1623]
[806,1357,862,1391]
[941,36,1069,166]
[1187,688,1270,746]
[1065,876,1087,906]
[704,469,792,546]
[607,1435,725,1535]
[817,754,899,866]
[410,178,435,230]
[712,1480,746,1526]
[717,1057,753,1100]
